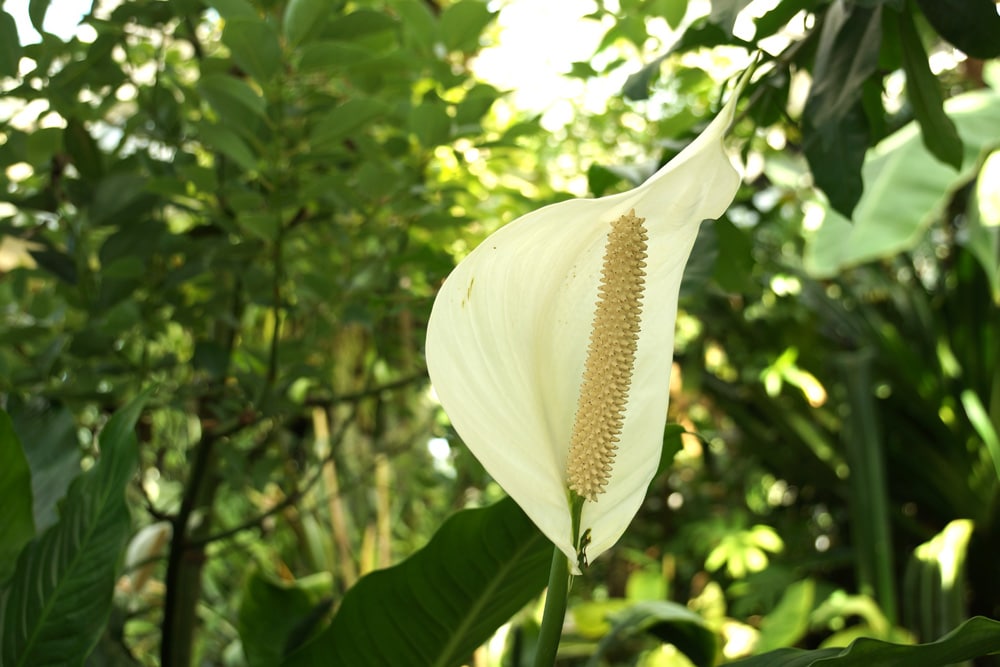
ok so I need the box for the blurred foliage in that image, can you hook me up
[1,0,999,665]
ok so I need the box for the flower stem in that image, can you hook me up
[533,545,571,667]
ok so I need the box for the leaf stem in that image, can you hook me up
[534,545,571,667]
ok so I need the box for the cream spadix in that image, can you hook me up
[426,68,751,573]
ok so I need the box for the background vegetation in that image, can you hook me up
[1,0,998,665]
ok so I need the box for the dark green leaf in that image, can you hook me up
[223,18,282,82]
[724,616,1000,666]
[803,1,882,217]
[64,119,104,182]
[439,0,494,53]
[28,245,78,284]
[325,9,397,41]
[283,0,329,46]
[199,121,258,171]
[709,0,753,35]
[897,8,963,170]
[283,496,550,667]
[409,100,451,146]
[5,398,80,534]
[0,392,149,667]
[239,571,333,666]
[712,217,753,293]
[28,0,49,33]
[198,73,267,131]
[594,601,718,667]
[207,0,257,20]
[914,0,1000,59]
[311,98,386,147]
[754,0,816,39]
[0,10,22,78]
[0,411,34,584]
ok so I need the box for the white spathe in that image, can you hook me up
[426,70,750,572]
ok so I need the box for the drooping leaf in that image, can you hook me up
[0,411,34,584]
[724,616,1000,666]
[0,10,22,78]
[802,1,882,217]
[897,8,963,170]
[914,0,1000,59]
[805,90,1000,277]
[0,391,149,667]
[282,496,550,667]
[4,398,79,534]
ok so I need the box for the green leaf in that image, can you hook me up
[197,74,267,136]
[754,0,815,40]
[802,1,882,217]
[592,600,718,667]
[64,119,104,182]
[725,616,1000,666]
[756,580,817,653]
[283,0,329,46]
[655,0,688,31]
[207,0,257,20]
[805,90,1000,278]
[914,0,1000,59]
[310,98,387,147]
[199,121,258,171]
[409,99,452,146]
[0,391,149,667]
[0,10,22,78]
[282,496,550,667]
[897,8,962,170]
[709,0,753,35]
[439,0,494,53]
[4,399,80,534]
[223,17,282,82]
[239,571,333,666]
[28,0,49,33]
[0,411,34,585]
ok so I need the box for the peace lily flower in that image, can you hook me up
[427,68,751,574]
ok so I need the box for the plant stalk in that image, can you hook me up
[533,546,570,667]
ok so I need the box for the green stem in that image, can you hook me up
[534,546,570,667]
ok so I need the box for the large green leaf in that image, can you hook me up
[0,392,148,667]
[802,1,882,217]
[805,90,1000,277]
[0,411,34,585]
[283,496,550,667]
[725,616,1000,666]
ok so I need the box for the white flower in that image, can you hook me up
[427,69,751,573]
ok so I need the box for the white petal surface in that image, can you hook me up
[426,70,748,569]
